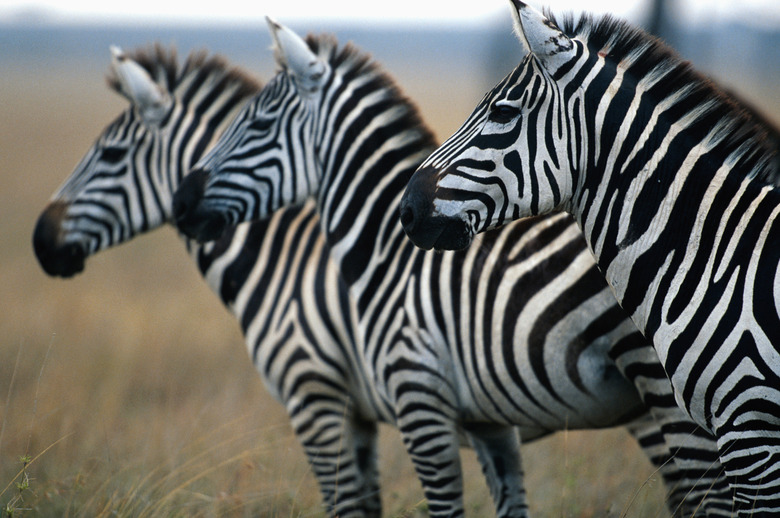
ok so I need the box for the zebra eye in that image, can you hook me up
[248,118,274,132]
[99,146,128,164]
[488,104,521,124]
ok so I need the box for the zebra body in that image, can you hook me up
[400,1,780,514]
[173,20,732,516]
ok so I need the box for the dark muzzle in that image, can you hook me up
[33,202,86,277]
[173,168,229,242]
[400,166,473,251]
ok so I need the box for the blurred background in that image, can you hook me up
[1,0,778,515]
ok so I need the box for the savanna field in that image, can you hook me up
[1,20,778,517]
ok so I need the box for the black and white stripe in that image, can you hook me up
[33,46,384,517]
[401,2,780,515]
[173,21,733,517]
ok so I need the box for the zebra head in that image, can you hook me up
[400,0,581,251]
[33,47,173,277]
[33,45,259,277]
[174,18,327,243]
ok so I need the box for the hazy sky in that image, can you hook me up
[2,0,779,27]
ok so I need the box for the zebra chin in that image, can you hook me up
[401,213,473,251]
[33,202,87,278]
[174,207,230,243]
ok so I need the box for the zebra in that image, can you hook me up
[30,43,682,518]
[33,45,384,517]
[398,1,780,514]
[172,18,735,516]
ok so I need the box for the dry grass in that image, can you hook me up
[1,57,693,517]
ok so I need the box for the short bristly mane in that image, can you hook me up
[302,33,438,149]
[106,44,261,109]
[549,11,779,185]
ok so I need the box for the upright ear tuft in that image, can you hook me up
[110,45,171,125]
[265,16,326,95]
[508,0,576,75]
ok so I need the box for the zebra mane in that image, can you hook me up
[106,43,262,110]
[301,33,437,148]
[549,11,780,185]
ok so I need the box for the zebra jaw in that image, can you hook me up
[401,211,473,251]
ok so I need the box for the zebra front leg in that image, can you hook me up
[624,409,734,517]
[349,418,382,517]
[610,334,733,516]
[715,418,780,517]
[660,420,735,517]
[612,410,733,518]
[391,370,466,517]
[465,423,528,517]
[290,394,381,517]
[397,407,465,517]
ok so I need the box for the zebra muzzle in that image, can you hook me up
[400,167,473,251]
[33,202,87,277]
[173,168,229,243]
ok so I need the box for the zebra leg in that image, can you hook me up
[290,394,381,517]
[611,333,734,516]
[350,418,382,517]
[397,406,465,517]
[625,409,735,517]
[622,412,683,510]
[715,420,780,517]
[660,420,735,517]
[390,362,466,517]
[464,423,528,518]
[623,383,735,516]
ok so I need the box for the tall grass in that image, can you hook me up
[0,62,677,517]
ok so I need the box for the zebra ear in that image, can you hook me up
[266,16,326,95]
[509,0,575,74]
[110,45,171,125]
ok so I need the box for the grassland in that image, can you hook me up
[5,43,770,516]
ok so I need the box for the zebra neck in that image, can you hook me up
[573,119,780,344]
[316,145,433,309]
[182,204,326,330]
[314,113,436,298]
[181,226,240,307]
[166,103,265,301]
